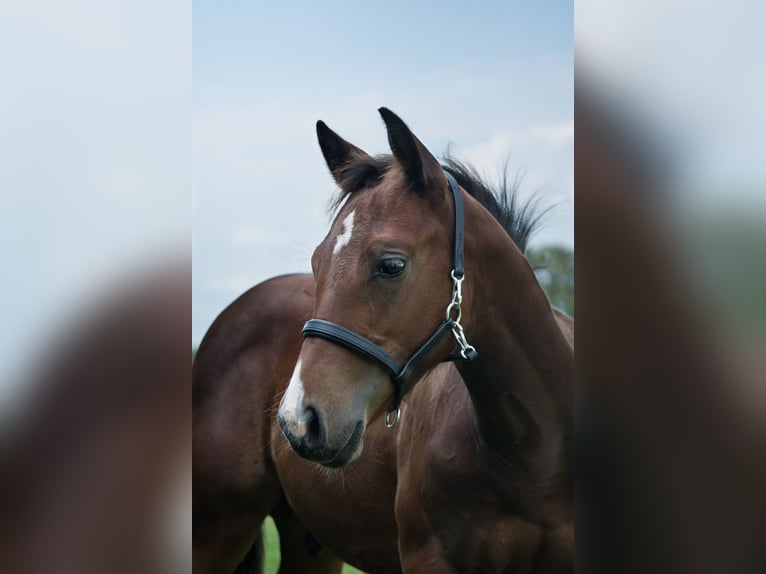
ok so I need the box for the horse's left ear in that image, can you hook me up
[378,107,446,195]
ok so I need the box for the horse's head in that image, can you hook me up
[278,109,467,467]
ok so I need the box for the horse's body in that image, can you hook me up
[2,264,190,574]
[193,110,573,573]
[193,273,347,573]
[193,273,400,573]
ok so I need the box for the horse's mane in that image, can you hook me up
[442,156,547,253]
[333,154,547,254]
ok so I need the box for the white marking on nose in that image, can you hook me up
[279,359,307,436]
[333,210,355,256]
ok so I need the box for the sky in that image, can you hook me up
[1,0,190,391]
[193,1,574,345]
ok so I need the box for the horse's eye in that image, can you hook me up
[376,256,407,277]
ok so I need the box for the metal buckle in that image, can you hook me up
[451,321,477,360]
[445,270,464,322]
[444,269,475,360]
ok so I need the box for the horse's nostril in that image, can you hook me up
[303,405,324,449]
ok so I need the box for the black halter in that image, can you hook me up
[301,172,478,427]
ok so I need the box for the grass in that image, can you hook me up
[263,516,365,574]
[263,517,280,573]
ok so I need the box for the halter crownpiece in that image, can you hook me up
[301,171,477,428]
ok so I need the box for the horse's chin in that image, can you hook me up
[321,420,364,468]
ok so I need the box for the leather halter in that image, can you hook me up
[302,172,477,428]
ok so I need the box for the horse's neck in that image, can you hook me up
[458,202,573,480]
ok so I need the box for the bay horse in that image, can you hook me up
[192,109,574,573]
[2,263,190,574]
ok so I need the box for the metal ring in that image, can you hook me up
[385,406,401,429]
[445,300,462,322]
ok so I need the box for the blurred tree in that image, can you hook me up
[526,245,574,317]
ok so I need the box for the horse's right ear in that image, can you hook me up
[316,120,371,186]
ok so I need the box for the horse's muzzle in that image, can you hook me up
[277,410,362,468]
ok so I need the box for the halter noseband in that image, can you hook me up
[301,172,477,428]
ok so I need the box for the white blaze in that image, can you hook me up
[279,359,307,435]
[333,210,355,256]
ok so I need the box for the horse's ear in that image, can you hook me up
[316,120,371,186]
[378,107,445,194]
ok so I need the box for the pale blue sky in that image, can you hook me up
[1,0,190,390]
[193,2,574,344]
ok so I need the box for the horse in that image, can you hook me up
[575,88,766,574]
[192,109,574,573]
[1,263,190,574]
[193,273,371,573]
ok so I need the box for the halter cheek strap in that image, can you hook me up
[301,171,477,428]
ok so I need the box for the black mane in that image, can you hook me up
[333,154,547,254]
